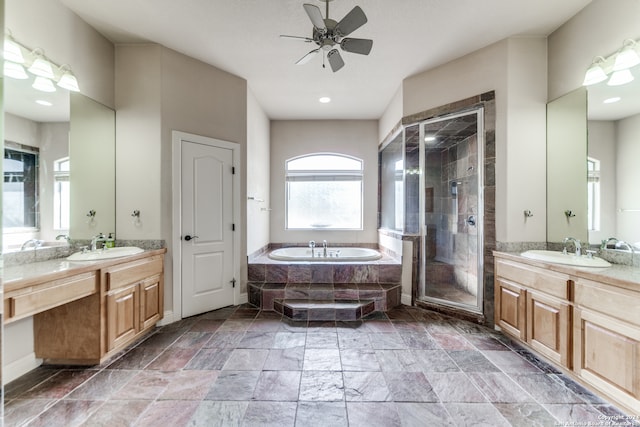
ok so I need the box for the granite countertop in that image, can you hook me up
[4,248,167,293]
[494,251,640,292]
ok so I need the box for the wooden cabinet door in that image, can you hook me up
[495,278,526,340]
[107,284,140,351]
[140,274,163,330]
[574,308,640,413]
[526,290,571,368]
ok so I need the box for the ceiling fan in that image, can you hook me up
[281,0,373,72]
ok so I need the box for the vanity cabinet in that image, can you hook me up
[573,278,640,413]
[3,250,166,365]
[495,258,572,368]
[103,255,163,351]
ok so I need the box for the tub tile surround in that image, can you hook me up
[4,304,638,427]
[248,248,402,321]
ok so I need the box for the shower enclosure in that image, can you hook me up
[380,107,485,315]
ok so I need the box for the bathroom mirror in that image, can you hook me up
[547,63,640,248]
[586,65,640,247]
[3,66,115,250]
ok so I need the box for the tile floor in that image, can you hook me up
[4,305,638,427]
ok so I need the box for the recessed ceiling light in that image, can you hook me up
[319,96,331,103]
[603,97,621,104]
[36,100,53,106]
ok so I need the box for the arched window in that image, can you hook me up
[286,153,363,230]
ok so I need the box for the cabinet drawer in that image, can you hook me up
[105,255,163,291]
[575,278,640,326]
[496,259,570,300]
[8,272,98,321]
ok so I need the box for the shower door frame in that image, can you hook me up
[418,107,485,315]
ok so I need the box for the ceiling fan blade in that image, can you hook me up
[303,4,326,31]
[327,49,345,72]
[340,38,373,55]
[280,35,314,43]
[336,6,367,36]
[296,48,320,65]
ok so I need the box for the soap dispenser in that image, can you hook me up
[106,232,115,248]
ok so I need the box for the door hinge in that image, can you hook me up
[231,278,236,288]
[232,223,235,231]
[232,166,235,174]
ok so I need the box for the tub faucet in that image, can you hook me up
[309,240,316,257]
[563,237,582,256]
[323,240,328,257]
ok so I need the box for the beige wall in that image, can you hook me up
[617,113,640,243]
[247,89,271,256]
[378,86,403,143]
[402,37,548,243]
[270,120,379,244]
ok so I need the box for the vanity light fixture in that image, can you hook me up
[3,33,81,92]
[582,57,607,86]
[28,49,55,79]
[32,76,56,92]
[57,65,80,92]
[4,61,28,79]
[613,39,640,71]
[607,68,634,86]
[3,36,24,63]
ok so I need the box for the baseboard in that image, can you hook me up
[238,293,248,305]
[3,352,42,385]
[401,293,412,306]
[157,310,177,326]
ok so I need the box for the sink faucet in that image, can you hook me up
[56,234,70,243]
[91,233,107,251]
[323,240,328,257]
[309,240,316,257]
[563,237,582,256]
[21,239,42,251]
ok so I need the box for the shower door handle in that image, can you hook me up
[466,215,476,227]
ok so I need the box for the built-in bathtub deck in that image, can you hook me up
[248,248,402,321]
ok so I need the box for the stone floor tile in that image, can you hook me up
[204,331,246,348]
[299,371,344,401]
[303,348,342,370]
[252,371,301,401]
[383,371,438,402]
[544,403,609,425]
[483,349,542,373]
[106,346,164,370]
[112,370,172,400]
[158,370,220,400]
[5,367,66,399]
[20,370,97,400]
[341,348,381,371]
[273,331,306,348]
[346,402,402,427]
[444,402,512,427]
[411,349,460,372]
[337,332,372,349]
[395,402,455,426]
[424,372,486,403]
[79,400,151,426]
[65,370,133,400]
[237,331,277,349]
[242,401,297,427]
[430,332,475,350]
[4,398,57,426]
[135,400,200,427]
[188,319,225,333]
[343,371,391,402]
[511,373,584,404]
[170,331,213,350]
[222,349,269,370]
[145,348,199,371]
[295,401,348,427]
[494,402,559,427]
[468,372,535,403]
[368,332,407,350]
[184,348,233,370]
[305,331,339,348]
[187,401,248,427]
[25,399,103,427]
[263,346,305,371]
[205,371,261,401]
[448,349,501,373]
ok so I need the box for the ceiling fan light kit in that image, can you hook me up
[281,0,373,72]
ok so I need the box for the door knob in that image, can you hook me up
[183,235,199,241]
[466,215,476,226]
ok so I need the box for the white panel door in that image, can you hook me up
[181,139,235,317]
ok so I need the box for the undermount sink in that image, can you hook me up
[520,250,611,268]
[67,246,144,261]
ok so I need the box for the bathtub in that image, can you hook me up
[268,247,382,262]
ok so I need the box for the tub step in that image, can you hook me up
[274,299,375,321]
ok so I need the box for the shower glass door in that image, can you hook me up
[420,108,484,313]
